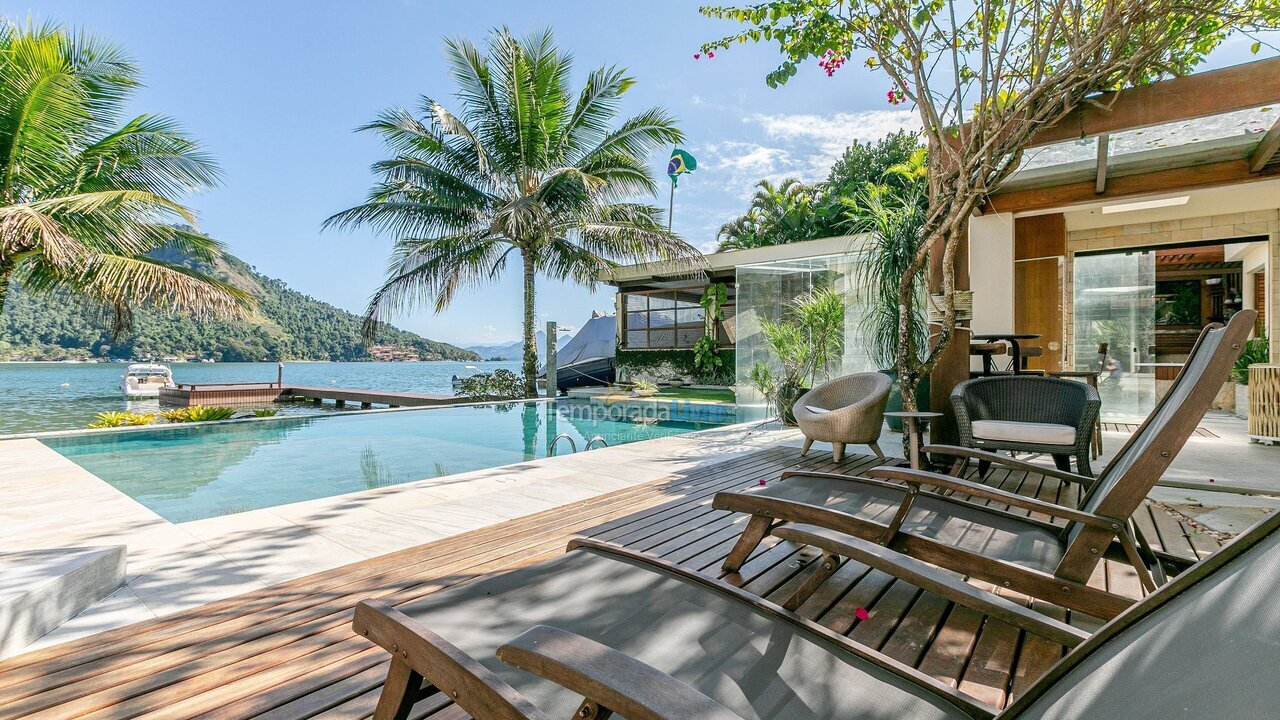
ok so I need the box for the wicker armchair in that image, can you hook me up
[795,372,892,462]
[952,375,1101,477]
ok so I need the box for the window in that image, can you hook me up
[621,287,732,349]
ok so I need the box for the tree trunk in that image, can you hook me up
[521,251,539,398]
[0,260,12,318]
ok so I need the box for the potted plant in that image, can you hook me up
[1231,333,1268,420]
[751,286,846,424]
[848,181,928,431]
[632,380,659,398]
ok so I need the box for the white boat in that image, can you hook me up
[120,363,175,399]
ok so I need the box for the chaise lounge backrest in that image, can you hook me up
[1007,507,1280,719]
[1054,310,1254,582]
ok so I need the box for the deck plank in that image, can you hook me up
[0,445,1223,719]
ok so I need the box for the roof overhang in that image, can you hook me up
[600,234,870,287]
[983,57,1280,216]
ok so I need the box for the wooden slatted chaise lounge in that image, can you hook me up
[712,311,1254,619]
[352,505,1280,719]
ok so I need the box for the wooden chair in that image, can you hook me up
[713,311,1254,619]
[353,506,1280,719]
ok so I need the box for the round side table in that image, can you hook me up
[884,411,943,469]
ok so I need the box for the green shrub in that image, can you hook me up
[617,348,734,385]
[87,411,156,429]
[458,369,524,399]
[252,408,280,417]
[160,405,236,423]
[1232,334,1269,384]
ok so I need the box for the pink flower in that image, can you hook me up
[855,607,870,621]
[707,51,715,58]
[757,478,767,486]
[694,53,701,60]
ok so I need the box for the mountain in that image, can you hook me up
[0,250,480,363]
[463,330,571,361]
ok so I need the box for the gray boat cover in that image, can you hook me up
[554,311,615,371]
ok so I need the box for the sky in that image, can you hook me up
[12,1,1272,347]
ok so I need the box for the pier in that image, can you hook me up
[158,383,466,408]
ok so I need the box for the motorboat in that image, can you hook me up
[120,363,175,399]
[540,311,616,392]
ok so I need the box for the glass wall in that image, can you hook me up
[1072,250,1156,420]
[734,252,876,407]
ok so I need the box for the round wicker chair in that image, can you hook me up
[794,372,893,462]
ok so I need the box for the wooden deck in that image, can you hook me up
[0,446,1217,719]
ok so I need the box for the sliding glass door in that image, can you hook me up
[1072,250,1156,420]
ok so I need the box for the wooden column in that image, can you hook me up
[928,219,972,445]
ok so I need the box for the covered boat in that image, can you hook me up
[120,363,175,399]
[543,311,616,391]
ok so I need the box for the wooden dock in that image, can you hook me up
[0,446,1217,719]
[159,383,466,408]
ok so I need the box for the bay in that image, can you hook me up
[0,360,521,434]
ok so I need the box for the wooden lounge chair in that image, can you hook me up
[712,311,1254,619]
[353,507,1280,719]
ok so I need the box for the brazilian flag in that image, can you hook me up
[667,148,697,186]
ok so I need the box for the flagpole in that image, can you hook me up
[667,179,675,232]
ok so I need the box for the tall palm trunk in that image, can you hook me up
[521,250,539,398]
[0,260,13,318]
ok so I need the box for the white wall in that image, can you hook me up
[968,213,1016,335]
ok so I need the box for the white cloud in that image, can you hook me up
[746,109,921,178]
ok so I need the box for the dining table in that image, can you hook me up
[971,333,1042,375]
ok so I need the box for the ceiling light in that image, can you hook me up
[1101,196,1190,214]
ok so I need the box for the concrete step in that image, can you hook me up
[0,546,126,658]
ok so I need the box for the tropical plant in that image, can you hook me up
[0,21,253,329]
[717,178,824,251]
[754,286,846,421]
[87,411,154,428]
[1232,333,1269,384]
[252,407,280,417]
[327,28,702,397]
[849,183,928,370]
[457,368,524,400]
[703,0,1280,415]
[824,131,925,218]
[692,282,730,382]
[632,379,658,394]
[159,405,235,423]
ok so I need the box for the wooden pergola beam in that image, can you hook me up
[985,158,1279,215]
[1026,57,1280,148]
[1249,115,1280,172]
[1095,133,1110,194]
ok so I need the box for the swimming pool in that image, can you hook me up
[43,399,741,523]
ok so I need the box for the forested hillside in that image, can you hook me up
[0,251,479,362]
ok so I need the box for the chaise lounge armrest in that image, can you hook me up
[498,625,743,720]
[865,466,1123,531]
[353,599,546,720]
[355,601,741,720]
[924,444,1095,487]
[774,524,1089,648]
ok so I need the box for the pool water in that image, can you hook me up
[43,400,736,523]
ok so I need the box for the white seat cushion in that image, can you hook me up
[971,419,1075,445]
[805,405,832,415]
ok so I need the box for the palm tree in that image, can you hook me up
[716,178,822,251]
[0,21,253,329]
[327,28,702,397]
